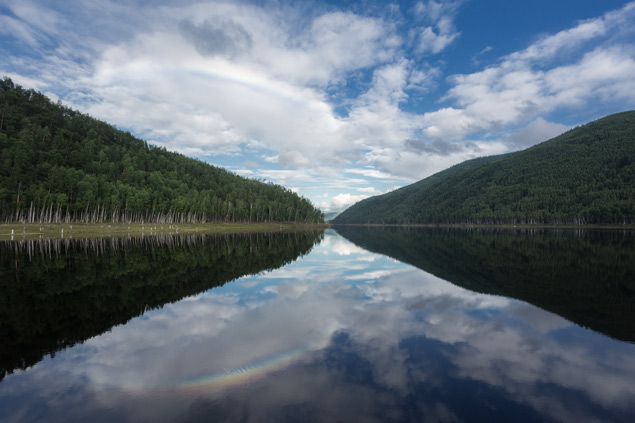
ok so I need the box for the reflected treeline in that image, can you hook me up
[334,226,635,342]
[0,230,324,380]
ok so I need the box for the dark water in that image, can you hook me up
[0,228,634,423]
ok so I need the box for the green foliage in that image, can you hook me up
[0,77,324,224]
[333,112,635,225]
[0,230,324,379]
[335,226,635,343]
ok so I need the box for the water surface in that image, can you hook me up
[0,228,634,422]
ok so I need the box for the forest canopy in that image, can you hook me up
[333,111,635,225]
[0,78,324,224]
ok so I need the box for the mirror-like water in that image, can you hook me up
[0,228,634,423]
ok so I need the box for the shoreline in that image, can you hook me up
[0,222,330,241]
[328,223,635,230]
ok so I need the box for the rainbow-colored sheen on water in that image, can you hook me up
[178,348,306,393]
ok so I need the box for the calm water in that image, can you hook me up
[1,228,634,423]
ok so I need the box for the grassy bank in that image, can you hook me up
[0,222,329,241]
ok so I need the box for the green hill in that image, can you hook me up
[333,111,635,225]
[0,77,324,224]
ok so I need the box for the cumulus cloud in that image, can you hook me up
[331,193,369,209]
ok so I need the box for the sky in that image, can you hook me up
[1,0,635,211]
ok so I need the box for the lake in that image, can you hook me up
[1,227,634,423]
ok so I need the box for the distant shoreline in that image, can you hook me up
[329,223,635,230]
[0,222,330,241]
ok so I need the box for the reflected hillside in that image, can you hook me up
[0,231,324,380]
[334,226,635,342]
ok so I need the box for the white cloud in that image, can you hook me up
[84,27,346,158]
[544,46,635,106]
[331,193,369,209]
[8,0,63,36]
[0,14,41,47]
[297,11,400,86]
[422,3,635,143]
[346,270,396,280]
[506,3,635,65]
[275,151,311,167]
[406,65,441,91]
[510,20,606,63]
[345,168,401,179]
[357,187,381,194]
[505,117,569,149]
[0,71,46,90]
[344,61,415,150]
[330,238,369,256]
[413,0,462,54]
[417,24,459,54]
[362,139,507,180]
[265,281,311,299]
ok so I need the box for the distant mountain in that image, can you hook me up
[333,111,635,225]
[0,78,323,224]
[324,208,345,222]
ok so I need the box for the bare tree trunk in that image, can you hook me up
[15,181,22,221]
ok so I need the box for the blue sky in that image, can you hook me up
[2,0,635,211]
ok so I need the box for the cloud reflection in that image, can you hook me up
[1,232,634,423]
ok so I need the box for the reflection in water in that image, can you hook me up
[0,231,324,381]
[335,226,635,342]
[178,348,306,394]
[1,229,634,423]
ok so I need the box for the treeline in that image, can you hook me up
[333,111,635,225]
[0,78,324,224]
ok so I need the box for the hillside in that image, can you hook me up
[333,111,635,225]
[0,78,324,224]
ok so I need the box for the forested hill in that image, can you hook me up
[0,78,323,224]
[333,111,635,225]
